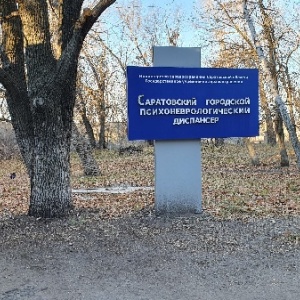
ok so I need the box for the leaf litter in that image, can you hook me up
[0,143,300,256]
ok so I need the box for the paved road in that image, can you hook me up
[1,215,300,300]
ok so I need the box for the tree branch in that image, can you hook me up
[77,0,117,36]
[56,0,116,82]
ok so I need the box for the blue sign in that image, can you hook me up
[127,67,259,140]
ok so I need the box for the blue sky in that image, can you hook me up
[102,0,200,44]
[142,0,194,9]
[139,0,206,58]
[99,0,208,63]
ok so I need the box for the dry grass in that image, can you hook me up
[0,142,299,220]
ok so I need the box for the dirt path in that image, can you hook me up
[1,213,300,300]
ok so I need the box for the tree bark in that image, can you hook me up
[260,87,276,146]
[214,138,225,147]
[273,109,289,166]
[72,123,100,176]
[282,66,297,131]
[29,136,72,218]
[81,111,97,148]
[77,81,97,148]
[98,110,107,149]
[244,138,260,166]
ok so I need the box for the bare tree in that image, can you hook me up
[243,0,300,169]
[76,80,97,148]
[72,122,100,176]
[81,49,109,149]
[195,0,300,167]
[90,0,185,145]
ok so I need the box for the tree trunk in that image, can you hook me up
[284,68,297,131]
[244,138,260,166]
[72,122,100,176]
[77,88,97,148]
[0,0,116,218]
[83,54,107,150]
[214,138,225,147]
[29,138,71,218]
[81,110,96,148]
[264,109,277,146]
[98,111,106,149]
[243,1,300,169]
[260,88,276,146]
[273,110,289,166]
[26,83,73,218]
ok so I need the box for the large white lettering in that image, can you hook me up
[173,117,219,125]
[138,95,145,105]
[206,97,251,106]
[138,96,197,106]
[141,107,250,116]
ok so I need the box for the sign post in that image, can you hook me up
[153,47,202,214]
[126,46,259,214]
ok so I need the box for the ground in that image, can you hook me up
[1,212,300,300]
[1,144,300,299]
